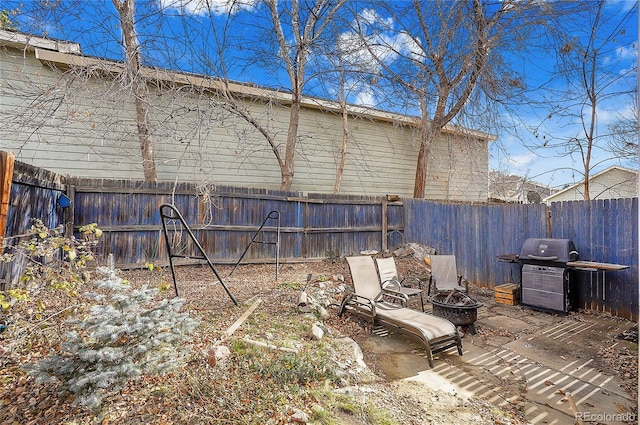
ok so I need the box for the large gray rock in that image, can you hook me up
[331,336,379,384]
[309,323,325,340]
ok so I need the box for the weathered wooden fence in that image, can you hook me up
[0,158,71,287]
[1,156,637,319]
[405,198,638,320]
[1,157,69,240]
[0,158,404,283]
[69,178,404,268]
[551,199,637,319]
[405,200,551,286]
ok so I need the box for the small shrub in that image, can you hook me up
[276,280,304,291]
[0,288,29,310]
[1,220,102,329]
[248,349,338,386]
[29,269,198,410]
[1,220,101,301]
[364,403,397,425]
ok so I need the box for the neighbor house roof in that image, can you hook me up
[0,29,82,54]
[488,171,552,203]
[544,165,638,203]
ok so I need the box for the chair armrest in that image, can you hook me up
[376,288,409,306]
[348,293,376,307]
[385,276,422,291]
[382,277,402,291]
[400,275,422,289]
[345,292,377,323]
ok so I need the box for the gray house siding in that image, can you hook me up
[1,31,492,201]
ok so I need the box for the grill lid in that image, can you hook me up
[519,238,579,263]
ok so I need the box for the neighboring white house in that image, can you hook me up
[0,30,495,201]
[488,171,553,204]
[544,166,638,203]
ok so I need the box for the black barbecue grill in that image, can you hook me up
[499,238,629,314]
[517,238,579,313]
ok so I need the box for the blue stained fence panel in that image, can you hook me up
[550,199,638,319]
[405,199,549,287]
[405,198,636,319]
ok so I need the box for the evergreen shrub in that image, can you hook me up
[31,267,198,410]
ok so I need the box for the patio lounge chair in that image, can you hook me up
[427,254,469,296]
[375,257,425,311]
[339,256,463,367]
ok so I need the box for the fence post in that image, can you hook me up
[381,198,388,251]
[65,184,76,238]
[0,151,15,246]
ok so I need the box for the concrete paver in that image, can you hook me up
[365,301,637,424]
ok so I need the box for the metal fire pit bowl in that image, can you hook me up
[428,290,483,335]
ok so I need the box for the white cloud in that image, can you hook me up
[357,9,394,28]
[595,105,619,127]
[616,45,638,61]
[337,32,380,72]
[506,152,538,168]
[159,0,259,15]
[336,10,422,107]
[339,9,421,70]
[354,86,375,107]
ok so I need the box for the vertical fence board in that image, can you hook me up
[0,161,68,289]
[66,181,396,267]
[0,152,15,245]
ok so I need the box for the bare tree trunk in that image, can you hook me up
[580,5,601,201]
[414,109,439,198]
[333,98,349,194]
[112,0,157,183]
[413,144,428,199]
[266,0,346,191]
[281,101,300,191]
[411,0,490,199]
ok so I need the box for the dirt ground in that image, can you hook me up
[126,256,639,424]
[1,255,637,424]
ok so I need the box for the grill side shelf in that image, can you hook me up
[566,261,629,271]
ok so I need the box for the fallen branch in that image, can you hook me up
[225,298,262,337]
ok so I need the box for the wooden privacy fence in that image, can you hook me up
[0,157,404,277]
[405,198,638,320]
[551,199,637,320]
[0,152,15,246]
[405,199,551,286]
[69,178,404,268]
[0,158,71,288]
[1,155,637,319]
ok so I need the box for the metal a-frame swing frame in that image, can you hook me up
[228,210,280,281]
[159,204,238,305]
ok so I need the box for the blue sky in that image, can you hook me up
[489,0,638,188]
[5,0,639,189]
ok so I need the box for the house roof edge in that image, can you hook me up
[4,30,496,142]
